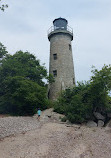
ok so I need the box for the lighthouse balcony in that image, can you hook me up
[48,25,73,41]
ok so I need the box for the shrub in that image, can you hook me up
[54,65,111,124]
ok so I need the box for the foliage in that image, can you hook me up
[61,116,67,122]
[0,50,47,86]
[89,65,111,112]
[0,42,8,59]
[54,65,111,123]
[0,0,8,11]
[105,95,111,113]
[0,45,49,115]
[46,73,55,84]
[0,76,47,115]
[54,82,92,123]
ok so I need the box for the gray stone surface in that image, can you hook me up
[93,112,105,120]
[48,23,75,100]
[98,120,104,127]
[1,116,111,158]
[0,109,64,139]
[107,113,111,118]
[106,119,111,127]
[0,116,41,139]
[87,121,97,127]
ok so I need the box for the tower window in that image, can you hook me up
[53,70,57,77]
[53,54,57,60]
[69,44,71,50]
[73,78,75,84]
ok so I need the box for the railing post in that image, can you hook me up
[48,25,73,36]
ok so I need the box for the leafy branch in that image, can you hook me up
[0,0,8,11]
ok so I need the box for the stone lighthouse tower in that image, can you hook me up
[48,17,75,100]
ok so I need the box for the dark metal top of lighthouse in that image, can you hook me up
[48,17,73,41]
[53,17,68,30]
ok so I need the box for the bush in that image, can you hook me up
[67,113,84,123]
[61,116,67,122]
[54,83,92,123]
[54,65,111,124]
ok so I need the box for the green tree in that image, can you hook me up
[0,76,47,115]
[0,50,47,86]
[0,49,49,115]
[89,65,111,112]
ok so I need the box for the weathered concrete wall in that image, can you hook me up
[49,32,75,100]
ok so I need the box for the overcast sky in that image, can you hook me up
[0,0,111,82]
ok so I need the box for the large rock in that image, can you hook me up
[41,108,64,122]
[106,119,111,127]
[98,120,104,127]
[87,121,97,127]
[93,112,105,121]
[107,113,111,118]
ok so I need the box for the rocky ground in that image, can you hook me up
[0,109,111,158]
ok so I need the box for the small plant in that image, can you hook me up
[61,116,67,122]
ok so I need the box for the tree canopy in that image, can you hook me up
[0,44,49,115]
[0,50,47,86]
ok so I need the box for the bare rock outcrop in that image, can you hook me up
[93,112,105,121]
[87,120,97,127]
[98,120,104,127]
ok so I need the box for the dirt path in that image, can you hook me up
[0,109,111,158]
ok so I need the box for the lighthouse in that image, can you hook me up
[48,17,75,100]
